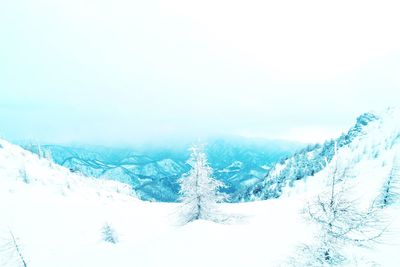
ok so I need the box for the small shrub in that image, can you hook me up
[101,223,118,244]
[19,168,29,184]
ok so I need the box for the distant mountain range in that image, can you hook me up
[21,109,395,204]
[22,137,303,202]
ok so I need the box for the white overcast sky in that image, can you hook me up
[1,0,400,144]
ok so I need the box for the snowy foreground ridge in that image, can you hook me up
[1,108,400,266]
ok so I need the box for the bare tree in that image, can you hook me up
[0,229,28,267]
[291,145,385,266]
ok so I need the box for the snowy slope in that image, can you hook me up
[240,108,400,202]
[281,108,400,199]
[1,108,400,267]
[0,138,305,267]
[0,139,134,200]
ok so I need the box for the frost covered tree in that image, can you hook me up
[379,157,400,208]
[43,148,53,162]
[0,229,28,267]
[101,223,118,244]
[177,145,228,224]
[291,145,385,266]
[19,167,29,184]
[36,142,43,159]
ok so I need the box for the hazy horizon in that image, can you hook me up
[1,0,400,145]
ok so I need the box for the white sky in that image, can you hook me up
[1,0,400,144]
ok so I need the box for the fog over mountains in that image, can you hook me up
[22,137,302,202]
[20,108,398,205]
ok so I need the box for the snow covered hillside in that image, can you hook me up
[1,108,400,266]
[240,108,400,202]
[0,139,134,200]
[0,138,306,267]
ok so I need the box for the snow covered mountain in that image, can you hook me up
[1,108,400,266]
[22,138,301,202]
[239,108,400,202]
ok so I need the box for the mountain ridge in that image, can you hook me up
[238,107,400,202]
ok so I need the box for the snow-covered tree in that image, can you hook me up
[19,167,29,184]
[43,148,53,162]
[0,229,28,267]
[291,145,385,266]
[177,145,228,224]
[379,156,400,208]
[101,223,118,244]
[36,142,43,159]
